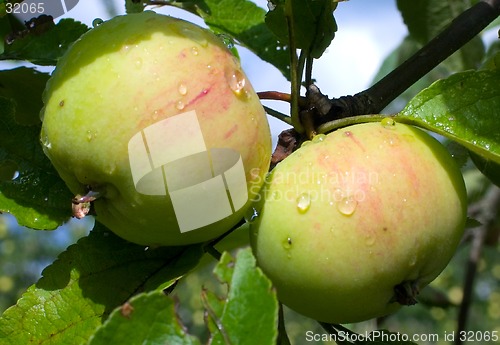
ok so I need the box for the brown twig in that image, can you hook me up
[258,91,307,107]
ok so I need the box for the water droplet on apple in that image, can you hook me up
[178,83,188,95]
[41,134,52,150]
[312,134,326,143]
[245,207,259,223]
[282,237,292,250]
[180,26,208,47]
[217,33,235,49]
[337,196,357,216]
[191,46,199,56]
[381,117,396,128]
[176,101,185,110]
[301,140,312,147]
[92,18,104,28]
[296,193,311,213]
[135,58,142,69]
[152,110,160,120]
[227,69,246,95]
[86,130,94,142]
[365,234,375,246]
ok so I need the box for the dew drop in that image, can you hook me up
[152,109,160,120]
[301,140,312,148]
[86,130,94,142]
[121,45,130,54]
[409,254,417,267]
[312,133,326,143]
[41,134,52,150]
[282,237,292,250]
[217,33,235,49]
[227,69,246,95]
[191,46,199,56]
[336,196,357,216]
[176,101,185,110]
[245,207,259,223]
[178,83,188,96]
[180,26,208,46]
[381,117,396,128]
[135,58,143,69]
[365,234,375,246]
[296,193,311,213]
[92,18,104,28]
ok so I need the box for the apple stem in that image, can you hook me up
[72,190,101,204]
[71,189,101,219]
[392,280,420,306]
[262,106,292,125]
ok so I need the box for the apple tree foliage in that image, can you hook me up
[0,0,500,344]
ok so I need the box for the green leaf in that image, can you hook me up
[125,0,146,14]
[482,46,500,71]
[469,151,500,187]
[0,224,204,345]
[0,17,88,65]
[309,0,337,59]
[265,0,337,58]
[397,0,470,44]
[189,0,291,79]
[398,69,500,163]
[88,291,201,345]
[396,0,484,71]
[0,70,73,229]
[203,248,278,345]
[0,66,48,125]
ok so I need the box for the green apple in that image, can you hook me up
[41,12,271,246]
[250,121,467,324]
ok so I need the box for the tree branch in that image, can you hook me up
[317,0,500,123]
